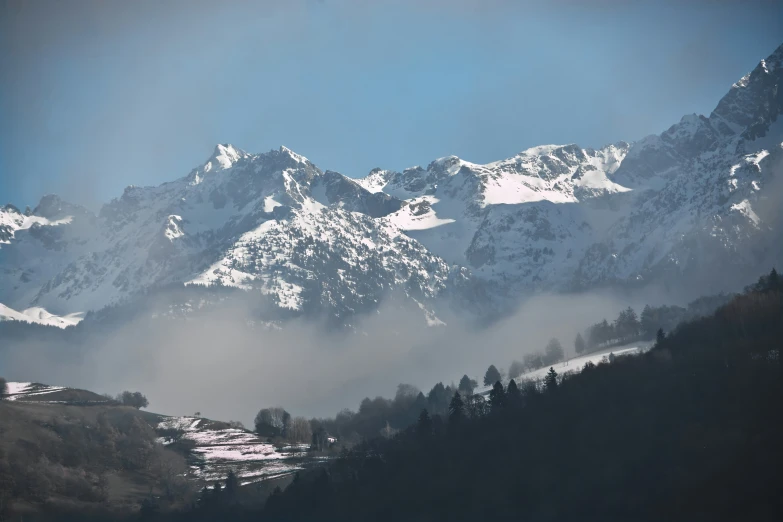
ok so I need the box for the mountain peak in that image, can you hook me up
[520,144,568,156]
[709,42,783,136]
[278,145,309,164]
[206,143,247,171]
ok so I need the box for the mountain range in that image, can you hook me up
[1,43,781,328]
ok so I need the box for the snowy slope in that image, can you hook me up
[3,382,67,401]
[2,381,112,404]
[473,344,647,398]
[1,43,782,325]
[0,303,83,328]
[0,144,458,326]
[157,416,317,485]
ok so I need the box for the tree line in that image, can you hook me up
[580,292,734,352]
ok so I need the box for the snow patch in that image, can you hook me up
[730,199,760,226]
[0,303,83,328]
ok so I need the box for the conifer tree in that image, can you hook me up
[417,409,432,439]
[656,328,666,346]
[544,367,558,392]
[458,374,475,396]
[574,333,586,355]
[506,379,521,405]
[768,267,780,291]
[484,365,501,386]
[489,381,506,410]
[448,392,465,423]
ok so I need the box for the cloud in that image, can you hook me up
[0,286,632,425]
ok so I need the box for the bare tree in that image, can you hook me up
[149,446,188,500]
[254,407,291,437]
[508,360,525,380]
[287,417,313,443]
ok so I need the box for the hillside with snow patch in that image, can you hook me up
[157,416,319,486]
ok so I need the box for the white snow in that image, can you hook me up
[353,170,391,194]
[481,174,575,205]
[212,144,244,170]
[264,196,282,213]
[165,215,184,240]
[3,382,68,401]
[0,209,73,245]
[730,199,760,226]
[520,346,642,382]
[386,197,455,231]
[0,303,84,328]
[519,144,564,156]
[157,416,312,484]
[279,145,309,164]
[474,344,646,397]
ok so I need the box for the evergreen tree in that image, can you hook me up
[458,374,475,396]
[544,367,558,392]
[489,381,506,410]
[448,392,465,423]
[427,382,451,415]
[506,379,521,406]
[769,267,780,292]
[417,409,432,439]
[574,333,586,355]
[413,391,428,413]
[484,365,501,386]
[656,328,666,346]
[0,377,6,397]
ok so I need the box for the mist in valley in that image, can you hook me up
[0,287,638,426]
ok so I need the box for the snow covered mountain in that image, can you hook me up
[1,43,781,327]
[0,145,466,326]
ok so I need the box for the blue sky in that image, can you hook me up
[1,0,781,210]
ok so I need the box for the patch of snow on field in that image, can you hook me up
[157,416,317,484]
[522,346,642,382]
[474,344,648,396]
[3,382,67,401]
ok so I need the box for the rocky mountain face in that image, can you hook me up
[1,44,781,328]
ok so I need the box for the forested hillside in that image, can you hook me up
[194,269,779,522]
[255,270,782,522]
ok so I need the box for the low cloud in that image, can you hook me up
[1,287,632,425]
